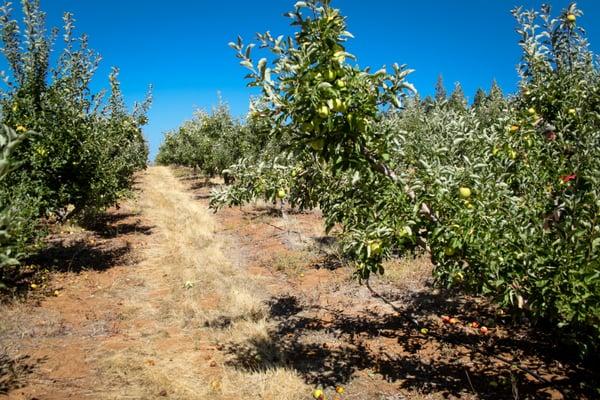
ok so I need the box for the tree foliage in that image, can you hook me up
[0,0,150,281]
[163,1,599,356]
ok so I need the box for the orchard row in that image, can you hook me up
[0,1,150,287]
[158,1,600,356]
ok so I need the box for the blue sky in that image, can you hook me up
[3,1,600,159]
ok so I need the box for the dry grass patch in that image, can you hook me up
[381,253,433,291]
[265,251,314,277]
[96,166,309,399]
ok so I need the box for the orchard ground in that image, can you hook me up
[0,166,598,399]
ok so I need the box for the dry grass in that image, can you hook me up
[266,251,313,277]
[381,252,433,292]
[96,166,309,399]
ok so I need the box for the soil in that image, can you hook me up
[1,167,598,400]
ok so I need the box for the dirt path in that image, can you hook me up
[1,166,598,400]
[1,166,308,399]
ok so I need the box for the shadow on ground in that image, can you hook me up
[223,291,600,399]
[0,211,154,300]
[0,352,37,395]
[82,212,154,238]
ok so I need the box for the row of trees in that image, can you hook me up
[156,102,271,178]
[0,0,150,285]
[158,1,599,356]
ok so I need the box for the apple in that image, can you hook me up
[335,79,346,88]
[441,315,451,323]
[527,107,536,115]
[367,239,383,257]
[449,317,459,324]
[336,386,345,394]
[332,98,346,112]
[420,328,429,335]
[479,326,489,335]
[324,69,336,81]
[444,246,456,256]
[509,125,520,133]
[568,108,576,116]
[471,321,480,328]
[317,105,330,118]
[313,389,324,399]
[459,187,471,199]
[567,13,576,22]
[276,189,286,199]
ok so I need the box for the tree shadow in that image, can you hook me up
[0,351,37,395]
[189,180,222,191]
[223,291,600,399]
[27,240,133,274]
[309,253,344,271]
[81,212,154,238]
[1,211,152,300]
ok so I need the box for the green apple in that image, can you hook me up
[317,104,329,118]
[459,187,471,199]
[324,69,336,81]
[332,98,346,112]
[317,105,330,118]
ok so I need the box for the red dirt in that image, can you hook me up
[0,205,151,399]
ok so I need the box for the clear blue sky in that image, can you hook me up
[3,1,600,159]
